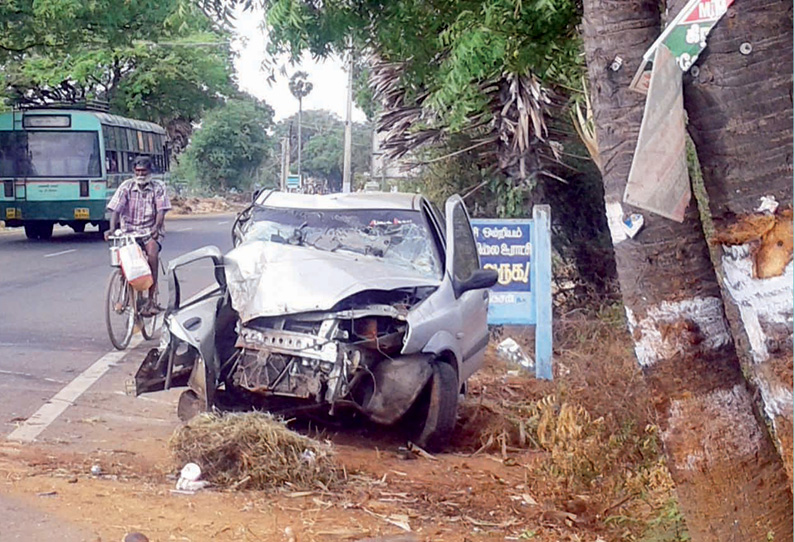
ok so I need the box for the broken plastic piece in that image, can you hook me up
[180,462,201,481]
[623,214,645,238]
[175,462,209,492]
[757,195,779,214]
[497,338,534,371]
[300,450,317,465]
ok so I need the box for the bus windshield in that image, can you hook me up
[0,131,101,177]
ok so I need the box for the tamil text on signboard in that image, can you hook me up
[471,205,552,380]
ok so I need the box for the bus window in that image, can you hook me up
[147,133,154,153]
[0,132,28,176]
[126,129,135,151]
[0,131,101,177]
[106,150,118,173]
[112,127,123,150]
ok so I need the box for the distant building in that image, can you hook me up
[369,128,421,192]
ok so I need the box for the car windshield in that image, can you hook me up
[243,206,443,280]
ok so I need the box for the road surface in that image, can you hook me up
[0,215,234,437]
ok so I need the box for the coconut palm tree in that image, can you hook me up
[289,71,313,178]
[581,0,792,539]
[674,0,794,483]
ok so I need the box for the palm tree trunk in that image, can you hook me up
[582,1,793,540]
[674,0,794,483]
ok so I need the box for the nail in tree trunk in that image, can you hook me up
[676,0,794,482]
[582,1,793,539]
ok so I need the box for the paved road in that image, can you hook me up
[0,215,234,436]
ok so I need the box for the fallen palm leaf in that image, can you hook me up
[168,412,341,491]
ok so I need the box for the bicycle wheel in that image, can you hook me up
[140,259,166,340]
[105,269,135,350]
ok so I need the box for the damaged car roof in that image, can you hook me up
[257,190,423,211]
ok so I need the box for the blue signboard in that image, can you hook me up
[472,220,535,325]
[286,174,301,189]
[472,205,553,380]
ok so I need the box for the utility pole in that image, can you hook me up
[297,96,302,178]
[285,124,292,190]
[342,41,354,193]
[280,136,287,191]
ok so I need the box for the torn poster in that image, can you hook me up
[630,0,735,93]
[624,45,691,222]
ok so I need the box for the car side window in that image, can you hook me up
[452,204,479,283]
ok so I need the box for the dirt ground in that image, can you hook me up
[0,312,687,542]
[169,195,247,216]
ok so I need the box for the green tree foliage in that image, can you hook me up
[0,0,235,131]
[198,0,615,294]
[241,0,581,133]
[177,98,276,192]
[277,110,371,192]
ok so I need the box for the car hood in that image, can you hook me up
[224,240,441,322]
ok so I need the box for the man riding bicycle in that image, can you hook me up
[105,156,171,315]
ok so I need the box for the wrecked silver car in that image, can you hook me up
[131,191,497,451]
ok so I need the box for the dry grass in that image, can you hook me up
[455,307,689,540]
[168,412,342,491]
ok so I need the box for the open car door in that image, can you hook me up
[444,195,496,380]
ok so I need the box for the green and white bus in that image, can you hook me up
[0,107,170,239]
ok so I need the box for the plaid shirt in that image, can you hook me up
[107,178,171,236]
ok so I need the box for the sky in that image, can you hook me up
[231,8,367,123]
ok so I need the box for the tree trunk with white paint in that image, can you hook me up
[677,0,794,483]
[582,1,793,539]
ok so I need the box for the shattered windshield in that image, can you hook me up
[243,206,443,279]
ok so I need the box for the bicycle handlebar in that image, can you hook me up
[107,231,154,241]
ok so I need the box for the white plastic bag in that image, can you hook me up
[119,243,153,291]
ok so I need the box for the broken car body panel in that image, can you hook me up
[224,240,439,322]
[132,191,497,448]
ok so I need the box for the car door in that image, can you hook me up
[444,195,489,379]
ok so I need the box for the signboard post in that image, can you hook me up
[471,205,553,380]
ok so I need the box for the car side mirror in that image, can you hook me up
[457,268,498,295]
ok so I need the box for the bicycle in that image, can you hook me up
[105,232,166,350]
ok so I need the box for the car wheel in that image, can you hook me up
[413,361,458,453]
[177,389,204,422]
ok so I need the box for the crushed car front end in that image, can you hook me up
[130,192,496,451]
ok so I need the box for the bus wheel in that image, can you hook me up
[24,222,53,240]
[37,222,53,240]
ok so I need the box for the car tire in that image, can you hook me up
[177,389,204,422]
[413,361,459,453]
